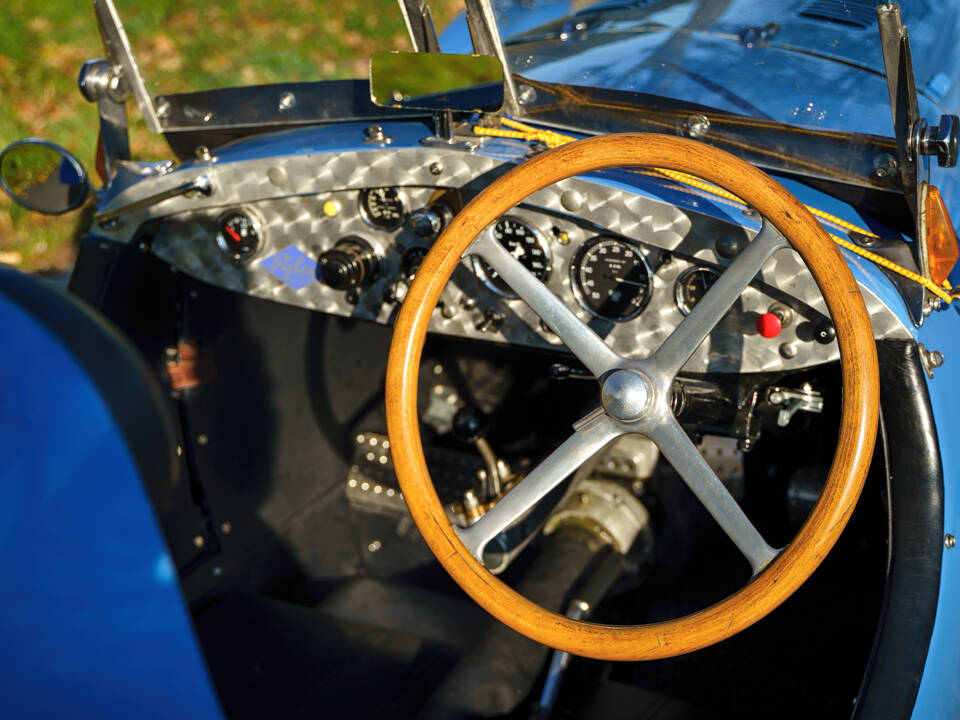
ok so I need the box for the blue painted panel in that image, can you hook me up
[911,303,960,719]
[0,293,222,719]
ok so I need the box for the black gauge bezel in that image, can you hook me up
[215,208,263,263]
[358,186,406,232]
[674,266,723,315]
[570,235,653,322]
[470,215,552,299]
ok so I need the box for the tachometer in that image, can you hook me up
[572,236,652,321]
[472,217,551,298]
[359,187,405,231]
[675,267,721,315]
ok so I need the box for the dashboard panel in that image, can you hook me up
[132,141,910,374]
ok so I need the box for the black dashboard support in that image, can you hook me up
[854,339,944,720]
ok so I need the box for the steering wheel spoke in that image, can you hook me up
[648,416,778,575]
[653,220,788,379]
[467,229,622,378]
[457,408,622,562]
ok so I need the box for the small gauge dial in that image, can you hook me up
[359,187,405,231]
[473,217,551,298]
[215,210,261,262]
[675,267,722,315]
[572,236,652,321]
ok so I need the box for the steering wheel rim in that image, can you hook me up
[386,134,879,661]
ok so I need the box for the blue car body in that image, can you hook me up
[2,0,959,717]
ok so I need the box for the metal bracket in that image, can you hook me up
[876,4,959,212]
[78,1,162,179]
[766,384,824,427]
[92,0,161,133]
[398,0,442,52]
[463,0,521,116]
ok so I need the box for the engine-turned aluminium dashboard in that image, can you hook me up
[113,139,909,375]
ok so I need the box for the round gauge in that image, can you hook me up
[675,266,722,315]
[359,187,405,231]
[472,217,551,298]
[215,209,261,262]
[572,236,652,321]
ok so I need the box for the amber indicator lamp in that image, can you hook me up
[925,185,959,286]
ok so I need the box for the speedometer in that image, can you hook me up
[472,217,551,298]
[572,236,652,321]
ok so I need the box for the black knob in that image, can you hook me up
[453,406,488,443]
[409,208,443,238]
[918,115,959,168]
[814,321,836,345]
[318,237,380,291]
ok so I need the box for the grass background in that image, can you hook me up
[0,0,461,272]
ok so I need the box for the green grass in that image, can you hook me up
[0,0,461,272]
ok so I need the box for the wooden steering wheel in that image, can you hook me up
[385,134,878,660]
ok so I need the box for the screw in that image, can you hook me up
[197,433,209,446]
[364,124,387,143]
[779,343,798,359]
[193,535,205,548]
[221,521,232,535]
[368,540,382,553]
[278,92,297,112]
[946,534,956,549]
[429,162,444,175]
[682,114,710,138]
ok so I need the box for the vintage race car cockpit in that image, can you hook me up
[2,1,960,718]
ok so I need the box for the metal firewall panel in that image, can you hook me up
[0,293,222,719]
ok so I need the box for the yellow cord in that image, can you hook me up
[475,119,956,304]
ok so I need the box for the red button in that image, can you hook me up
[756,312,782,338]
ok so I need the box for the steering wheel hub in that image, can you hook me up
[601,369,652,422]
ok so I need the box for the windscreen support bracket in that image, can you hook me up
[398,0,442,53]
[463,0,521,116]
[876,3,959,218]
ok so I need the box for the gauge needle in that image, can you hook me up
[224,225,242,243]
[612,276,646,287]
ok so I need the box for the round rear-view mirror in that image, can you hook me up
[0,139,91,215]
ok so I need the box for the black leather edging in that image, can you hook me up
[853,340,945,719]
[0,267,178,510]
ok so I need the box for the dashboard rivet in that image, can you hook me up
[946,534,956,549]
[429,162,444,175]
[368,540,382,553]
[322,199,341,217]
[267,166,287,187]
[197,433,209,446]
[779,342,798,359]
[193,535,205,549]
[560,190,583,212]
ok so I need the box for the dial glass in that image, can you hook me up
[359,187,405,231]
[473,217,551,298]
[215,210,261,262]
[675,267,721,315]
[572,237,652,321]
